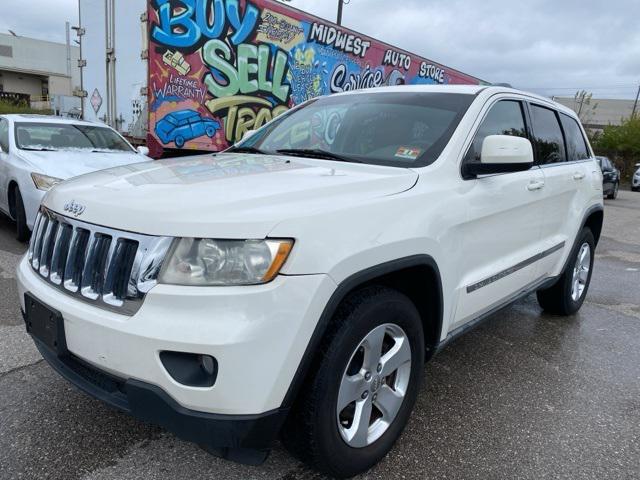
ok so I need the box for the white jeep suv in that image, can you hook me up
[17,86,603,478]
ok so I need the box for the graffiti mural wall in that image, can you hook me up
[148,0,484,153]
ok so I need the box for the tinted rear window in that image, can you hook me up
[560,114,590,161]
[530,105,566,165]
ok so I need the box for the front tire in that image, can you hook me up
[282,286,424,478]
[536,228,595,315]
[13,188,30,242]
[607,182,619,199]
[174,135,185,148]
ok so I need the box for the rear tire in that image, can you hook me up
[281,286,424,478]
[536,228,595,315]
[175,135,185,148]
[13,188,30,242]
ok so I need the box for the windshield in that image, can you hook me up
[234,92,475,167]
[15,122,134,153]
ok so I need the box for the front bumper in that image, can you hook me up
[31,337,286,452]
[17,256,336,417]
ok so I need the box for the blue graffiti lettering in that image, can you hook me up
[152,0,259,48]
[226,0,259,46]
[153,0,199,48]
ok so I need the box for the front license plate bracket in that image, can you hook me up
[24,293,68,357]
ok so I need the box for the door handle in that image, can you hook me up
[527,180,545,191]
[573,172,586,180]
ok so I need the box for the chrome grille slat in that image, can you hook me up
[38,219,58,277]
[50,224,72,285]
[29,208,172,316]
[28,212,44,261]
[103,238,139,307]
[31,215,49,270]
[64,228,90,293]
[80,233,112,300]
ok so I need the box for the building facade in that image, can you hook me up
[0,32,81,113]
[553,96,637,132]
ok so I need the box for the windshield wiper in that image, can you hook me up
[276,148,362,163]
[21,147,57,152]
[227,146,267,155]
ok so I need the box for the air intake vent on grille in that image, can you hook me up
[28,209,173,315]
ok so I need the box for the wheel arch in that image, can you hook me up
[582,205,604,246]
[7,180,19,219]
[280,255,443,410]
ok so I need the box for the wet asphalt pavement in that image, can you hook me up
[0,192,639,480]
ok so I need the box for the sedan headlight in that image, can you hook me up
[31,173,63,191]
[158,238,294,286]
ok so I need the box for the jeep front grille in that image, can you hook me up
[28,208,173,315]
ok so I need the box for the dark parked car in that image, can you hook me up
[155,110,220,148]
[632,163,640,192]
[597,156,620,199]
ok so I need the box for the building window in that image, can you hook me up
[0,45,13,57]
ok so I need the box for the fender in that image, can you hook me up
[280,254,443,409]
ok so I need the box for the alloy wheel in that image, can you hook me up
[336,323,412,448]
[571,242,591,301]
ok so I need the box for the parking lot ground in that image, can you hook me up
[1,192,639,480]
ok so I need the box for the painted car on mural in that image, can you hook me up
[146,0,486,156]
[155,110,221,148]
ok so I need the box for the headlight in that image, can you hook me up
[158,238,294,286]
[31,173,63,191]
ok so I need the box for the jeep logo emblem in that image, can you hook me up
[63,200,86,217]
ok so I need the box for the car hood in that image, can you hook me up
[18,149,148,179]
[43,153,418,238]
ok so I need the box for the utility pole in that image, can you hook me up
[337,0,344,25]
[632,83,640,118]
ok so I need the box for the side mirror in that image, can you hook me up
[464,135,534,177]
[137,146,150,156]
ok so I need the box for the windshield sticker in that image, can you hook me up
[395,147,422,160]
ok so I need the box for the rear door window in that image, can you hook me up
[530,105,566,165]
[560,114,590,161]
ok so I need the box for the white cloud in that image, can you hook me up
[1,0,638,99]
[0,0,77,43]
[288,0,640,99]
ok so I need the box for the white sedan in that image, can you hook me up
[0,115,151,240]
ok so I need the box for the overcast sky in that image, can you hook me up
[1,0,638,99]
